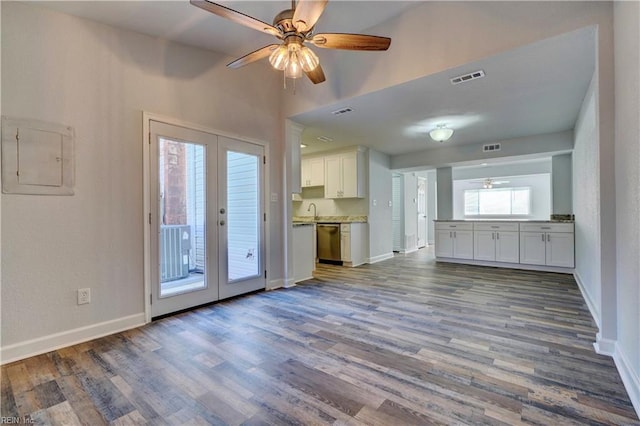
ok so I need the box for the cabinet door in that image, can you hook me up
[341,152,358,198]
[324,155,341,198]
[473,231,496,261]
[301,158,311,187]
[495,231,519,263]
[435,230,454,257]
[519,232,546,265]
[546,232,574,267]
[453,230,474,259]
[308,157,324,186]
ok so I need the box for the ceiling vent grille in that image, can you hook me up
[317,136,334,142]
[331,107,354,116]
[450,70,485,85]
[483,143,501,152]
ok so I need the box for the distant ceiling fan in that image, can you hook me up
[190,0,392,84]
[470,178,510,189]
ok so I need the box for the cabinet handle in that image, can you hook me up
[449,231,452,238]
[497,233,500,240]
[454,231,456,238]
[541,234,545,242]
[547,234,550,242]
[492,233,495,240]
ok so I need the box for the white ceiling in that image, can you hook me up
[36,1,418,58]
[293,26,596,156]
[36,1,595,161]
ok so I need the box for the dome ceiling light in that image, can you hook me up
[429,125,454,142]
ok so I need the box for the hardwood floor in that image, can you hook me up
[2,249,638,425]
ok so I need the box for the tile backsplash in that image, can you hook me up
[294,188,367,217]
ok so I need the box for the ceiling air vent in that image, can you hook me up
[317,136,334,142]
[483,143,501,152]
[450,70,485,85]
[331,107,354,116]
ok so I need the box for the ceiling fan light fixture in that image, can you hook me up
[269,44,289,70]
[429,125,454,142]
[284,48,303,79]
[299,46,319,72]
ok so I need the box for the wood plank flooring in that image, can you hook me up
[2,249,639,425]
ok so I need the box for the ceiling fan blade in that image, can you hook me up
[305,64,326,84]
[311,33,391,51]
[227,44,279,69]
[190,0,281,37]
[292,0,328,33]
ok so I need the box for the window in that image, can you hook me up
[464,187,531,216]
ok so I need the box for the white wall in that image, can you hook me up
[552,153,573,215]
[436,167,453,220]
[452,174,551,220]
[368,150,393,261]
[573,75,602,327]
[613,0,640,414]
[1,3,283,355]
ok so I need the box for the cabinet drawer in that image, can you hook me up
[520,223,574,233]
[435,222,473,231]
[473,222,519,232]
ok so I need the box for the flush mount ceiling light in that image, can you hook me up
[429,125,454,142]
[300,143,308,148]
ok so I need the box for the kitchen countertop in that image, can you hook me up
[293,215,368,224]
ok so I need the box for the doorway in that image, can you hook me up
[148,120,265,318]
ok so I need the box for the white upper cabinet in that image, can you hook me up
[324,149,366,198]
[301,157,324,187]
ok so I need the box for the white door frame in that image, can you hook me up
[142,112,271,323]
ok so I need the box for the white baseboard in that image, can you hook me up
[574,271,601,328]
[0,313,146,365]
[435,257,574,274]
[283,278,296,288]
[268,279,285,290]
[367,252,394,264]
[613,343,640,418]
[593,333,616,356]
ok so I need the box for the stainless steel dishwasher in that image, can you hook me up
[316,223,342,263]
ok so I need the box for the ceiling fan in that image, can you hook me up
[190,0,392,84]
[469,178,510,189]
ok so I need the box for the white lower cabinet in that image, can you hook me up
[436,221,574,271]
[520,223,574,268]
[434,222,473,259]
[473,223,519,263]
[341,223,367,267]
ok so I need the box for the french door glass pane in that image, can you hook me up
[227,151,260,282]
[158,138,206,297]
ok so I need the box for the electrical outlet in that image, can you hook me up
[77,288,91,305]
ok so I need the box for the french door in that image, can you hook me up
[149,121,265,318]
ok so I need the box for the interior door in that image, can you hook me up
[417,177,427,248]
[149,123,265,318]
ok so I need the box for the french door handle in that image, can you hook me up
[219,220,225,226]
[220,208,226,214]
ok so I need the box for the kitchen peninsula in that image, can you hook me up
[434,219,575,273]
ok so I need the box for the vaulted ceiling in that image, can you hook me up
[36,1,595,159]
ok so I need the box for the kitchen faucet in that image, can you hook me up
[307,203,317,220]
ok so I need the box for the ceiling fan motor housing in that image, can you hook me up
[273,9,298,34]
